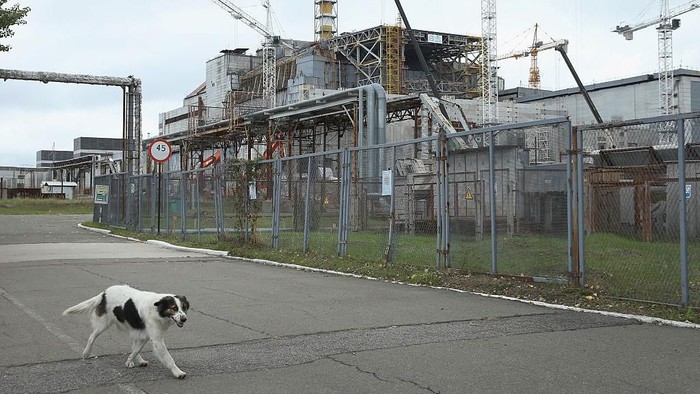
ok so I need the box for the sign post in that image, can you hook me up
[148,139,172,235]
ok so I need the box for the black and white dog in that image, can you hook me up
[63,285,190,379]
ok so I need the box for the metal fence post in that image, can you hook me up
[217,165,225,239]
[435,135,443,269]
[678,119,689,306]
[441,134,450,268]
[489,130,497,273]
[303,156,313,252]
[108,174,114,226]
[125,174,132,231]
[566,122,574,274]
[165,172,172,235]
[195,170,201,243]
[134,175,141,232]
[384,146,397,263]
[152,171,158,234]
[180,173,186,240]
[576,125,586,287]
[213,165,224,240]
[272,158,282,249]
[243,164,250,243]
[344,149,351,254]
[337,149,349,255]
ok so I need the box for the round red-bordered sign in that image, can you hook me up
[148,139,172,163]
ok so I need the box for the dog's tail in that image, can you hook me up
[62,293,103,316]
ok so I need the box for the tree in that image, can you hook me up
[0,0,30,52]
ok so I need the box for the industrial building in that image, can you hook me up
[0,137,125,199]
[148,1,700,241]
[155,0,700,172]
[155,24,547,171]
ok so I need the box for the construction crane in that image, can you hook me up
[613,0,700,115]
[498,24,568,90]
[210,0,284,107]
[481,0,498,126]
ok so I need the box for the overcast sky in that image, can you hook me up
[1,0,699,167]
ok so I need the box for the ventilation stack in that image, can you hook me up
[314,0,337,41]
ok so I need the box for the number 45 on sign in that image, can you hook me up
[148,139,172,163]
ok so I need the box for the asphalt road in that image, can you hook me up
[0,214,698,393]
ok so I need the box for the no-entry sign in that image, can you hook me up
[148,139,172,163]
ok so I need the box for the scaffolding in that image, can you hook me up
[385,24,403,94]
[324,25,482,97]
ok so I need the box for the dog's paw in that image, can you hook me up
[174,370,187,379]
[126,359,148,368]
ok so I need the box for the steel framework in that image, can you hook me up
[323,25,481,97]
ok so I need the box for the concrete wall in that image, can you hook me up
[520,72,700,126]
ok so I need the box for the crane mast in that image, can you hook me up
[481,0,498,126]
[613,0,700,115]
[211,0,279,107]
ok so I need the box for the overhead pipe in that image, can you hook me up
[244,82,387,179]
[358,87,365,178]
[355,83,386,179]
[374,84,387,175]
[366,85,377,178]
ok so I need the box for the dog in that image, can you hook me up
[63,284,190,379]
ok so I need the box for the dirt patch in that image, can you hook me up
[440,271,700,325]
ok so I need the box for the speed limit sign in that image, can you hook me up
[148,139,172,163]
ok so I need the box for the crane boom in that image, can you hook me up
[210,0,284,107]
[612,2,699,40]
[497,39,568,61]
[498,23,567,90]
[613,1,699,115]
[211,0,272,38]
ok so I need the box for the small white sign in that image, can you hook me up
[427,34,443,44]
[686,184,692,199]
[382,170,393,196]
[249,182,258,200]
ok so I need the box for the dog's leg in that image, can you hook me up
[125,337,149,368]
[150,337,186,379]
[82,319,110,359]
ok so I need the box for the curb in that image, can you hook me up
[78,223,700,330]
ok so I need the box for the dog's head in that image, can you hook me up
[154,295,190,328]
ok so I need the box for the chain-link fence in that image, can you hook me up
[578,114,700,306]
[94,112,700,307]
[447,120,573,281]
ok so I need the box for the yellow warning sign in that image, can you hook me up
[465,190,473,200]
[324,196,330,205]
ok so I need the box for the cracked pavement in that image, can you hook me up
[1,215,699,393]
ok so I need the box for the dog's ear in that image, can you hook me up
[176,295,190,311]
